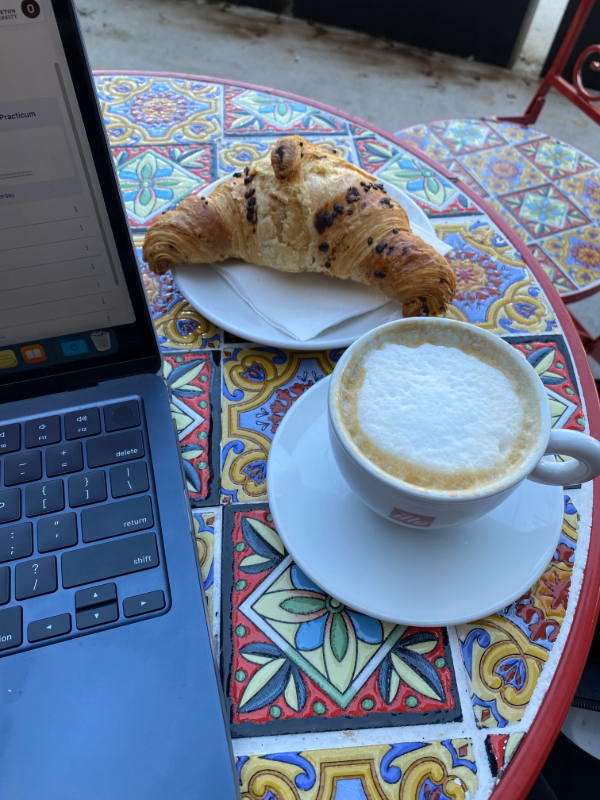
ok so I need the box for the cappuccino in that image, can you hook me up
[333,320,541,493]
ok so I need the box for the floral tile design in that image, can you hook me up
[508,337,584,433]
[164,352,221,506]
[517,137,597,182]
[355,136,399,174]
[486,732,525,780]
[366,148,480,216]
[393,123,453,161]
[540,225,600,288]
[443,158,489,199]
[237,739,478,799]
[114,144,215,229]
[500,184,589,239]
[429,119,505,155]
[135,250,220,350]
[500,494,580,649]
[557,168,600,224]
[221,348,339,503]
[485,198,530,243]
[193,509,220,637]
[488,121,546,146]
[225,87,346,136]
[396,119,600,298]
[435,221,557,334]
[458,494,580,727]
[460,145,546,196]
[528,245,577,296]
[95,76,221,145]
[222,506,460,737]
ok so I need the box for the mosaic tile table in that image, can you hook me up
[395,119,600,302]
[95,72,600,800]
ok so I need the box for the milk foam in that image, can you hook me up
[335,323,542,493]
[357,343,523,475]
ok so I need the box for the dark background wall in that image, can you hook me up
[229,0,538,68]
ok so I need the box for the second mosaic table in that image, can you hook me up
[95,71,600,800]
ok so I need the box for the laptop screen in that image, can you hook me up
[0,1,158,396]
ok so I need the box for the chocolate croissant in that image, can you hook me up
[142,135,456,317]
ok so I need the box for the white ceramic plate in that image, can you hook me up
[267,376,564,626]
[173,178,433,349]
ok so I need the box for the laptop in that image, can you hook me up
[0,2,239,798]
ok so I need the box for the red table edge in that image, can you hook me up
[95,70,600,798]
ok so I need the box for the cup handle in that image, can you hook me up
[528,429,600,485]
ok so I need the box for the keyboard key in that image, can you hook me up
[0,489,20,524]
[110,462,149,498]
[68,472,107,507]
[0,522,33,563]
[64,408,100,440]
[27,613,71,643]
[75,583,117,610]
[81,496,153,543]
[0,567,9,605]
[76,602,118,630]
[123,590,165,618]
[0,423,20,454]
[0,606,22,651]
[25,416,60,448]
[62,532,158,588]
[15,556,57,600]
[104,400,140,432]
[25,481,65,517]
[38,513,78,553]
[87,430,144,469]
[4,450,42,485]
[46,442,83,477]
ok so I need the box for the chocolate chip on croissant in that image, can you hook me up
[142,135,456,317]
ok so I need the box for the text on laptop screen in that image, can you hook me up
[0,1,137,374]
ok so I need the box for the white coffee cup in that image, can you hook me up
[328,318,600,529]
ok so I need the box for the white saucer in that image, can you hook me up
[267,376,564,626]
[173,178,432,349]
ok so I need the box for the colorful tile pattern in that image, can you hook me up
[398,118,600,297]
[163,352,221,506]
[114,144,215,229]
[225,86,346,136]
[500,184,589,239]
[458,494,580,728]
[193,509,220,635]
[93,77,597,798]
[96,76,221,145]
[237,739,478,799]
[222,506,459,737]
[434,221,557,334]
[221,347,339,503]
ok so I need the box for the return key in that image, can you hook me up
[81,496,153,543]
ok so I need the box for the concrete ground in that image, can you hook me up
[80,0,600,375]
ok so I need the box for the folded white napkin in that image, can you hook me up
[207,178,452,342]
[213,262,392,341]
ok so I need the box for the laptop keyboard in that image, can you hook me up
[0,397,170,655]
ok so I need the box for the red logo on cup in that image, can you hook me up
[389,507,436,527]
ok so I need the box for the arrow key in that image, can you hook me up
[75,582,117,610]
[123,590,165,618]
[76,602,118,630]
[28,613,71,643]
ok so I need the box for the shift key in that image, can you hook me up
[87,430,144,468]
[62,532,158,588]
